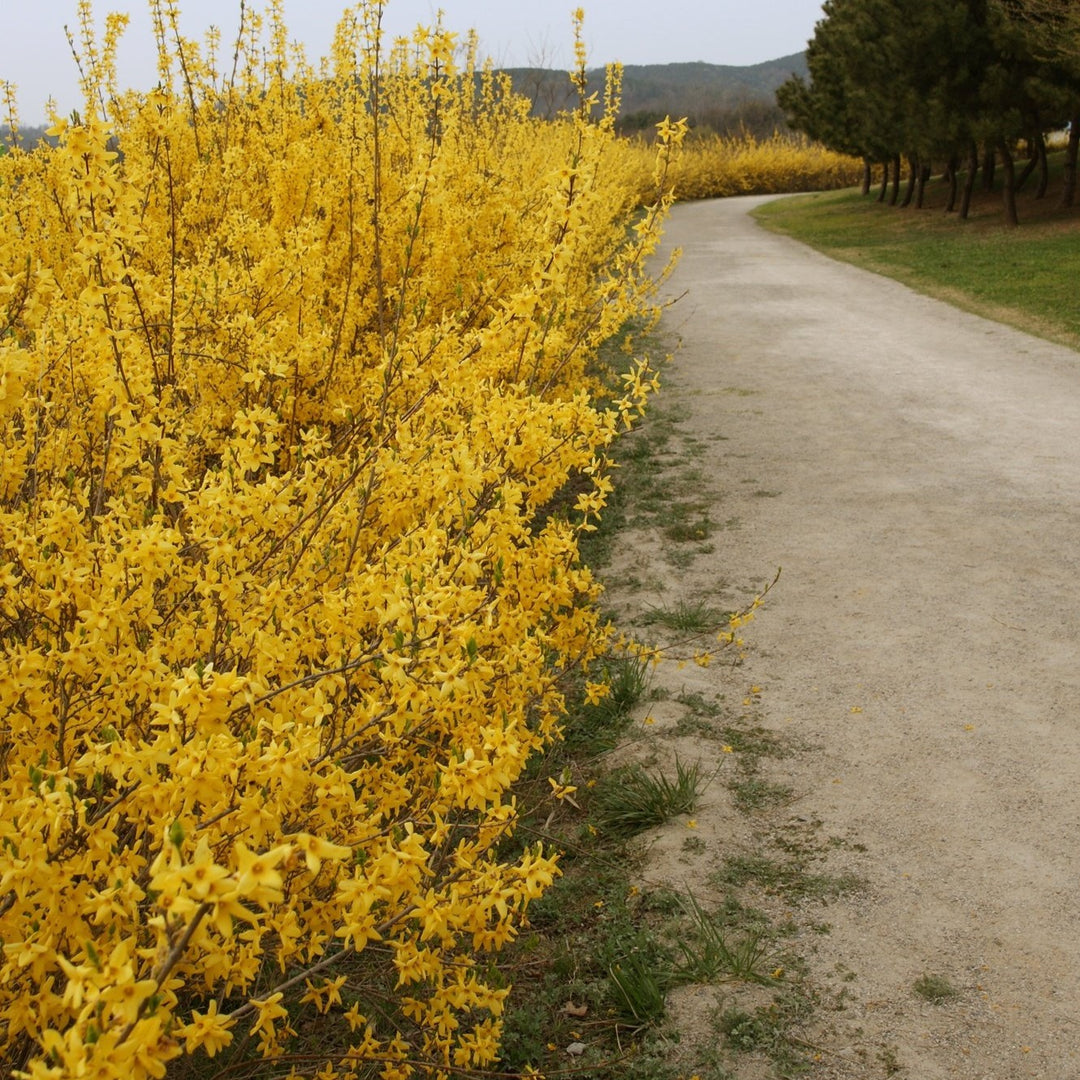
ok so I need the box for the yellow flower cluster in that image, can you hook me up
[0,3,679,1077]
[627,131,864,201]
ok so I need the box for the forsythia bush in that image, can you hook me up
[0,3,678,1077]
[640,131,864,201]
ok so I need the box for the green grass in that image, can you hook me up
[663,505,716,543]
[718,721,788,758]
[672,893,775,984]
[912,972,959,1004]
[713,854,863,903]
[593,757,705,836]
[608,947,670,1023]
[566,652,652,755]
[640,597,729,634]
[580,330,722,576]
[729,776,794,813]
[753,155,1080,350]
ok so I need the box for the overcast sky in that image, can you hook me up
[2,0,825,124]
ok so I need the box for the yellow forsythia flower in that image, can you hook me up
[0,2,678,1077]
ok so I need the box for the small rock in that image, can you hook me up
[566,1041,587,1056]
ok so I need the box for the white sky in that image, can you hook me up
[2,0,825,124]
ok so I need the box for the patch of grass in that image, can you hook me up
[667,546,700,569]
[599,651,652,715]
[713,854,863,903]
[663,505,715,543]
[639,887,684,917]
[641,597,729,634]
[674,715,722,743]
[583,331,727,575]
[580,399,718,573]
[578,327,676,569]
[673,893,775,984]
[729,776,794,813]
[676,690,726,717]
[877,1044,903,1075]
[753,162,1080,350]
[560,652,651,757]
[594,757,705,835]
[717,1006,781,1053]
[719,714,796,813]
[616,1042,697,1080]
[672,693,732,740]
[912,972,959,1004]
[609,947,669,1023]
[497,823,682,1072]
[712,978,824,1078]
[719,722,788,758]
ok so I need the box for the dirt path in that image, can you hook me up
[612,195,1080,1078]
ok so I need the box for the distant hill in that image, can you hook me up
[503,53,809,136]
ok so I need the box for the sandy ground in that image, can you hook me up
[606,195,1080,1078]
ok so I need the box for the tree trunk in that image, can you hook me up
[914,161,932,208]
[890,153,901,205]
[1062,114,1080,209]
[959,141,978,220]
[998,141,1019,227]
[982,146,996,191]
[944,155,959,212]
[877,158,889,203]
[901,155,917,208]
[1016,136,1038,192]
[1035,130,1049,199]
[861,158,872,195]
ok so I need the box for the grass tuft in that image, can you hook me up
[641,598,729,634]
[673,893,775,984]
[729,776,794,813]
[713,853,863,902]
[594,758,705,835]
[913,972,959,1004]
[561,652,651,757]
[609,948,669,1024]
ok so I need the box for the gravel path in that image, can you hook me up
[631,195,1080,1078]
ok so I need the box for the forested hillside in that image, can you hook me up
[504,54,809,136]
[776,0,1080,224]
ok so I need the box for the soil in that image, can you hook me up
[603,194,1080,1078]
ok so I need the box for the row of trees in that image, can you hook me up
[617,99,790,140]
[776,0,1080,224]
[507,64,797,140]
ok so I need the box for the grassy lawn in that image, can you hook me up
[752,159,1080,350]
